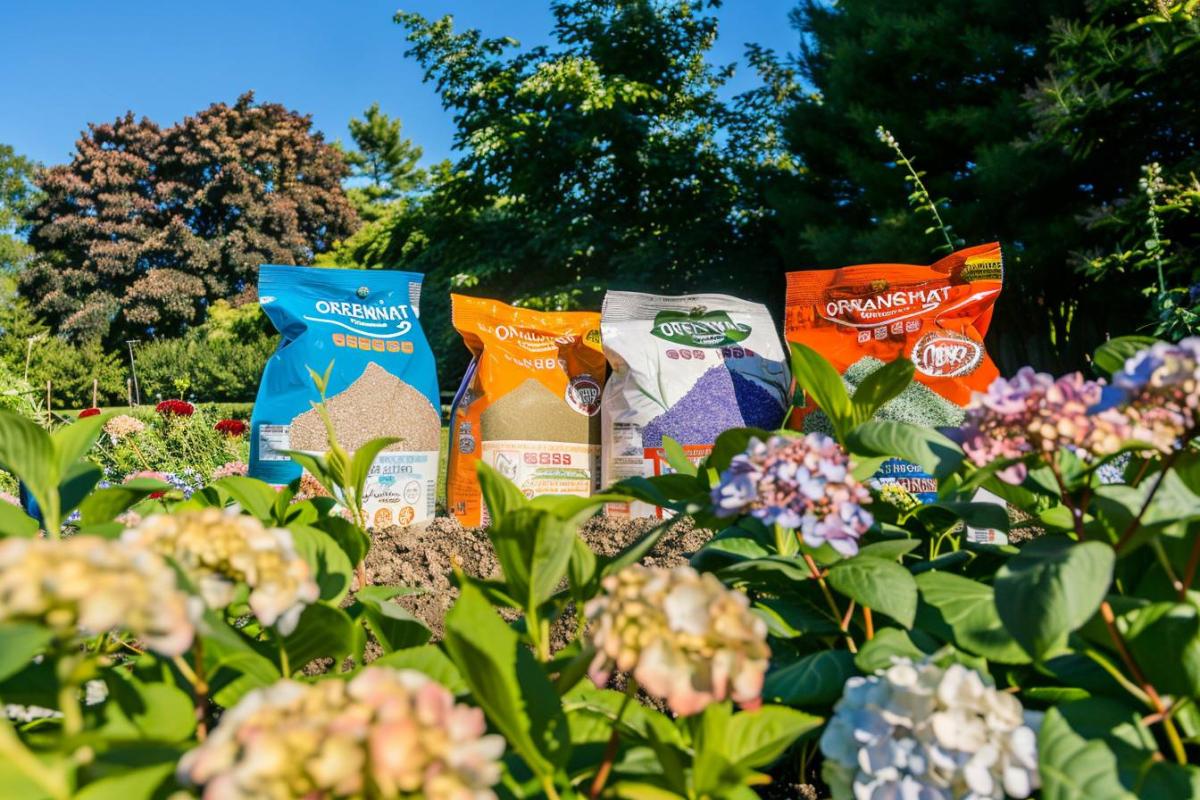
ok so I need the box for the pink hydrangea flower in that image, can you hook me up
[1113,337,1200,450]
[211,461,249,481]
[712,433,873,556]
[958,368,1132,484]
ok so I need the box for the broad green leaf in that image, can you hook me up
[1092,336,1158,377]
[660,436,698,476]
[198,611,281,708]
[0,500,38,537]
[790,342,852,437]
[100,672,196,742]
[995,537,1115,660]
[856,539,920,561]
[1123,601,1200,697]
[314,515,371,567]
[443,582,570,778]
[0,411,57,528]
[917,501,1010,531]
[58,460,103,516]
[77,479,171,526]
[705,427,773,474]
[348,436,401,508]
[753,593,840,638]
[850,357,914,424]
[73,763,175,800]
[845,420,963,479]
[1141,763,1200,799]
[290,525,354,605]
[282,603,359,673]
[50,414,106,477]
[562,683,685,749]
[827,556,917,628]
[211,476,280,521]
[725,706,823,767]
[1040,698,1156,799]
[763,650,856,707]
[567,534,599,602]
[353,585,432,653]
[487,508,576,611]
[476,460,528,521]
[915,571,1030,664]
[0,623,53,682]
[371,645,466,694]
[854,627,935,673]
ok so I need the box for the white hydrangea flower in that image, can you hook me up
[178,667,505,800]
[0,536,195,656]
[820,658,1041,800]
[123,509,319,634]
[584,564,770,716]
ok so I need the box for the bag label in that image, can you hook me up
[651,307,751,347]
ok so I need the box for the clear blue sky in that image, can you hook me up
[2,0,799,168]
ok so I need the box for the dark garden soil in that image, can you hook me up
[362,513,711,640]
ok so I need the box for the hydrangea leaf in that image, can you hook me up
[849,356,914,425]
[73,764,175,800]
[854,627,935,673]
[1123,601,1200,697]
[845,420,963,480]
[789,342,853,439]
[77,479,171,526]
[762,649,856,707]
[1039,699,1155,799]
[1140,763,1200,799]
[994,537,1115,660]
[98,670,196,743]
[915,571,1030,664]
[351,585,432,654]
[281,603,360,671]
[210,476,280,522]
[725,705,824,766]
[0,500,39,538]
[0,623,53,682]
[0,411,58,530]
[288,525,354,605]
[1092,335,1160,377]
[827,556,917,628]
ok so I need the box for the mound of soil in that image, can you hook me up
[363,514,711,640]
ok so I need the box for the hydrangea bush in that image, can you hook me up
[0,335,1198,798]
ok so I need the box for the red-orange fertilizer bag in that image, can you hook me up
[784,242,1004,501]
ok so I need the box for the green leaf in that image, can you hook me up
[0,500,39,537]
[763,650,856,707]
[442,582,570,778]
[73,764,175,800]
[100,671,196,742]
[77,479,171,526]
[0,411,58,527]
[50,414,106,477]
[314,516,371,567]
[353,585,432,653]
[917,501,1010,531]
[1141,763,1200,800]
[915,571,1030,664]
[995,537,1115,660]
[371,645,466,694]
[476,460,528,521]
[281,603,359,673]
[1039,699,1153,800]
[705,427,773,474]
[845,421,963,480]
[348,436,401,508]
[487,508,576,612]
[1123,601,1200,697]
[827,556,917,628]
[659,436,698,476]
[212,476,280,522]
[754,593,840,638]
[290,525,354,605]
[58,461,103,516]
[0,623,53,682]
[856,539,920,561]
[567,534,599,602]
[850,357,914,424]
[789,342,852,438]
[1092,336,1158,377]
[198,611,282,708]
[725,706,823,767]
[854,627,934,673]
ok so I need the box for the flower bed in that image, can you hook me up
[0,335,1197,798]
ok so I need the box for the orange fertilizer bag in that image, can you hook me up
[447,295,606,527]
[785,242,1003,409]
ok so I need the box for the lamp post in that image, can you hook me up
[125,340,142,406]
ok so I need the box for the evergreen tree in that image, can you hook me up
[0,143,38,287]
[344,103,426,213]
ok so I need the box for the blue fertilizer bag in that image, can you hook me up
[250,265,441,528]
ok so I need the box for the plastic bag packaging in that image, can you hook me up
[785,242,1004,503]
[446,295,605,527]
[249,265,441,529]
[600,291,791,518]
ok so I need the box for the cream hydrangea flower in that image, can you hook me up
[178,667,505,800]
[820,658,1041,800]
[103,413,145,443]
[0,536,195,656]
[584,564,770,716]
[123,509,319,635]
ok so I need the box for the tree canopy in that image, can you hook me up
[19,93,358,343]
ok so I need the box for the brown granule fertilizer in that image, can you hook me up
[290,362,441,453]
[479,378,599,443]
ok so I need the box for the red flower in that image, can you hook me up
[155,399,195,417]
[215,418,248,437]
[77,407,102,419]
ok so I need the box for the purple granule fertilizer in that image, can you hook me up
[641,366,785,447]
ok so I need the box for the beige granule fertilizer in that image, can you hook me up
[479,378,599,443]
[289,363,441,453]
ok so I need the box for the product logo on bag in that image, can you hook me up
[490,324,578,351]
[305,299,413,337]
[911,330,983,377]
[651,307,751,347]
[566,374,602,416]
[821,284,952,328]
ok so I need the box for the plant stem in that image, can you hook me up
[56,683,83,739]
[863,607,875,640]
[803,553,856,653]
[276,633,291,678]
[0,721,70,800]
[589,680,637,799]
[541,776,563,800]
[177,642,209,741]
[1117,451,1180,552]
[1180,528,1200,601]
[774,524,797,556]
